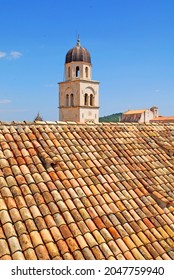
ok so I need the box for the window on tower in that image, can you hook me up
[85,67,88,78]
[76,66,80,77]
[66,94,69,106]
[70,93,74,106]
[90,94,94,106]
[68,67,70,78]
[84,94,88,106]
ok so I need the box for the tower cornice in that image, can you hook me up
[58,79,100,85]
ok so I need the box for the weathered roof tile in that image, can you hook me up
[82,247,95,260]
[91,246,105,259]
[35,245,50,260]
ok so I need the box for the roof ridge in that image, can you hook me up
[1,121,174,127]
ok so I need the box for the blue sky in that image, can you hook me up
[0,0,174,121]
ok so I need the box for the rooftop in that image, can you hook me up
[123,110,146,115]
[151,116,174,122]
[0,121,174,260]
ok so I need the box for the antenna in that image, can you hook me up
[76,32,80,46]
[77,34,80,46]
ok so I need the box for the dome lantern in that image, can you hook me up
[65,39,91,64]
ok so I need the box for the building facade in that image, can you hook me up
[121,106,159,123]
[59,39,99,123]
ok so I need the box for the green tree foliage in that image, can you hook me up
[99,113,122,123]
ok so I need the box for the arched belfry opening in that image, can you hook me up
[76,66,80,78]
[70,94,74,106]
[68,67,70,78]
[85,67,88,78]
[66,94,69,106]
[84,94,88,106]
[90,94,94,106]
[59,38,99,122]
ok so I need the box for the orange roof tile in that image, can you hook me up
[0,121,174,260]
[151,116,174,122]
[123,109,146,115]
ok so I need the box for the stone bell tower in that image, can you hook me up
[59,38,99,122]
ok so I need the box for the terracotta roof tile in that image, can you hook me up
[0,239,11,258]
[8,236,22,254]
[145,243,160,259]
[99,243,113,258]
[76,235,88,249]
[59,224,73,239]
[46,242,60,258]
[91,246,105,259]
[71,250,83,260]
[12,251,25,260]
[116,238,129,253]
[82,247,95,260]
[123,109,146,115]
[137,232,151,245]
[77,221,89,234]
[0,122,174,259]
[168,251,174,259]
[131,248,145,260]
[84,232,97,247]
[93,230,105,244]
[93,216,106,229]
[130,233,143,247]
[123,236,136,250]
[3,222,17,239]
[166,237,174,249]
[108,227,121,239]
[164,225,174,237]
[160,253,170,260]
[144,229,157,243]
[100,215,112,228]
[124,250,135,260]
[151,228,163,239]
[14,221,27,236]
[1,255,12,260]
[79,208,91,220]
[35,245,50,260]
[64,218,79,235]
[19,234,33,251]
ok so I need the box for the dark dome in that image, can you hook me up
[65,39,91,64]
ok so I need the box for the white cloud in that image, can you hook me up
[0,99,11,104]
[0,51,7,58]
[0,51,23,60]
[9,51,23,59]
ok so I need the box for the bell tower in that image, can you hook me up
[59,39,99,123]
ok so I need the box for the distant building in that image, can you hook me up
[150,116,174,123]
[121,106,159,123]
[59,38,100,123]
[34,112,43,121]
